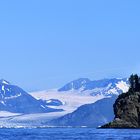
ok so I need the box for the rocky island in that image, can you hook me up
[101,74,140,128]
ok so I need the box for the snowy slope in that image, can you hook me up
[30,89,104,115]
[58,78,129,96]
[30,78,129,115]
[0,111,67,128]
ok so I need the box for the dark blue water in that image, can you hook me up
[0,128,140,140]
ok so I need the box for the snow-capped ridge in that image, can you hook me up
[0,79,63,113]
[0,79,10,85]
[58,78,91,92]
[58,77,129,96]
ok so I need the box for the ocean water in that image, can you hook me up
[0,128,140,140]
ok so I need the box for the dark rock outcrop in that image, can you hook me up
[101,91,140,128]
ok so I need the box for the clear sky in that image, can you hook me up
[0,0,140,91]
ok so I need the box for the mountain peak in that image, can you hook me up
[75,78,91,83]
[58,78,91,91]
[0,79,10,85]
[58,77,129,96]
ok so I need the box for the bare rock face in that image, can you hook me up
[101,91,140,128]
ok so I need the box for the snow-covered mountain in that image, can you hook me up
[44,78,129,127]
[58,78,129,96]
[0,78,129,127]
[30,78,129,119]
[0,79,62,113]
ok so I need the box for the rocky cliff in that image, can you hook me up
[101,91,140,128]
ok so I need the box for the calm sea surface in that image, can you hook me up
[0,128,140,140]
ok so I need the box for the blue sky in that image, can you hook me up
[0,0,140,91]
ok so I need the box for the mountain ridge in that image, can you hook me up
[0,79,63,113]
[58,78,129,97]
[47,96,117,127]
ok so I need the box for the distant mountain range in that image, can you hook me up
[0,79,62,113]
[45,78,129,127]
[58,78,129,96]
[0,78,130,127]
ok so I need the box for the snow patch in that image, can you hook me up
[4,93,22,99]
[0,101,5,105]
[2,86,5,94]
[2,80,9,85]
[46,100,52,103]
[41,105,46,109]
[108,88,119,95]
[0,111,20,117]
[116,81,129,93]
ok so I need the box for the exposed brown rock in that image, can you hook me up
[101,91,140,128]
